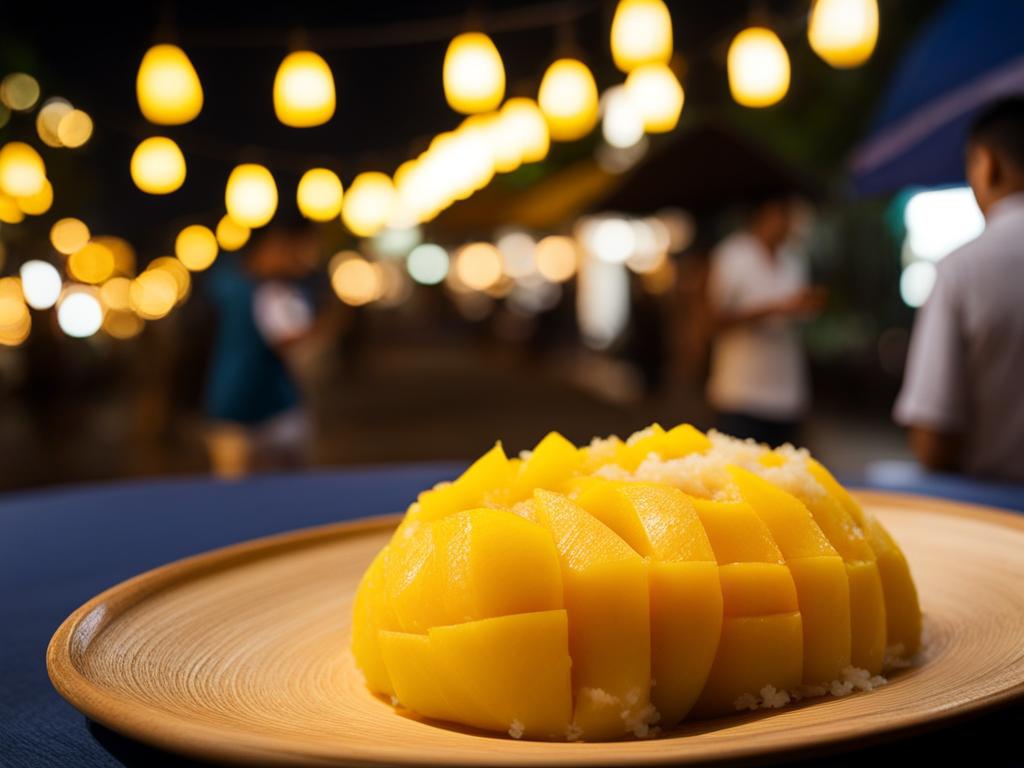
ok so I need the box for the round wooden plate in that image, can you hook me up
[49,491,1024,766]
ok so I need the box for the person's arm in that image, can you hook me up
[713,288,827,332]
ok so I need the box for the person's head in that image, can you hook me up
[966,96,1024,216]
[746,192,796,250]
[245,216,320,279]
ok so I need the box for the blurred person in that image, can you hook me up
[203,218,322,478]
[705,193,826,446]
[894,96,1024,482]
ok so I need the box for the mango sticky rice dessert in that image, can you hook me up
[352,425,922,741]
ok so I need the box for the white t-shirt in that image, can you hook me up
[705,231,810,421]
[893,192,1024,482]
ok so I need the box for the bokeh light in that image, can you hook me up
[17,178,53,215]
[175,224,219,271]
[100,276,132,312]
[103,310,145,339]
[216,214,250,252]
[57,109,93,148]
[589,218,636,263]
[93,236,136,276]
[0,277,31,346]
[496,230,537,279]
[1,73,40,111]
[610,0,673,72]
[225,163,278,228]
[51,218,90,254]
[296,167,343,221]
[808,0,879,68]
[443,32,505,114]
[624,63,684,133]
[130,267,179,319]
[538,58,599,141]
[330,254,383,306]
[57,286,104,338]
[601,86,645,149]
[136,44,204,125]
[341,172,395,238]
[68,241,116,284]
[454,242,503,291]
[499,98,550,163]
[406,243,449,285]
[0,194,24,223]
[535,235,578,282]
[149,257,191,303]
[273,51,336,128]
[130,137,186,195]
[37,98,73,147]
[0,142,47,198]
[19,260,62,309]
[727,27,791,108]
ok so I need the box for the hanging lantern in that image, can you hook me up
[624,63,684,133]
[808,0,879,68]
[225,164,278,228]
[538,59,599,141]
[727,27,790,108]
[610,0,673,73]
[443,32,506,114]
[499,98,550,163]
[216,215,250,252]
[0,141,47,198]
[175,225,219,271]
[341,172,395,238]
[136,44,203,125]
[273,51,336,128]
[130,137,186,195]
[296,168,344,221]
[601,86,645,149]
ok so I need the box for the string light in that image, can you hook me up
[296,167,344,221]
[57,109,93,148]
[727,27,790,108]
[136,44,204,125]
[216,214,250,251]
[499,98,549,163]
[37,98,72,148]
[50,218,90,254]
[454,242,502,291]
[0,277,31,346]
[100,277,132,312]
[149,257,191,303]
[601,86,645,149]
[68,241,115,284]
[330,254,383,306]
[0,73,40,111]
[341,172,395,237]
[624,63,684,133]
[17,179,53,215]
[443,32,506,114]
[808,0,879,68]
[406,243,449,285]
[19,260,62,310]
[273,51,336,127]
[130,137,186,194]
[57,286,104,339]
[0,142,47,198]
[103,310,144,339]
[129,269,178,319]
[94,236,136,276]
[535,235,578,282]
[225,164,278,228]
[175,225,219,271]
[610,0,673,72]
[538,58,599,141]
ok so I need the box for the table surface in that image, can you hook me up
[2,466,1022,768]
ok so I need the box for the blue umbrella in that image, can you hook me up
[850,0,1024,196]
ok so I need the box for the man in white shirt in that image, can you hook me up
[894,97,1024,482]
[706,195,826,447]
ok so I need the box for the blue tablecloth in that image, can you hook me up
[1,467,1021,767]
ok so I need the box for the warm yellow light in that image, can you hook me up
[500,98,550,163]
[0,194,24,224]
[273,51,336,128]
[341,172,395,237]
[330,255,382,306]
[808,0,879,68]
[624,63,684,132]
[455,242,502,291]
[129,268,178,320]
[37,98,72,147]
[0,142,47,198]
[57,286,104,339]
[0,277,31,348]
[393,159,436,224]
[446,124,495,199]
[610,0,673,72]
[93,236,135,276]
[225,164,278,228]
[175,224,219,271]
[136,44,203,125]
[727,27,790,108]
[68,241,115,284]
[535,235,578,282]
[100,276,132,311]
[464,112,520,174]
[57,109,93,148]
[443,32,505,114]
[1,73,40,111]
[130,137,186,194]
[17,178,53,215]
[51,218,90,254]
[149,257,191,303]
[103,310,144,339]
[296,167,343,221]
[538,59,599,141]
[216,215,250,251]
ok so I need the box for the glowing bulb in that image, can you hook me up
[0,277,31,346]
[68,241,115,284]
[216,215,250,252]
[130,269,178,319]
[610,0,673,72]
[57,109,93,148]
[590,218,636,263]
[407,243,449,285]
[455,242,502,291]
[500,98,549,163]
[175,224,219,271]
[0,73,40,111]
[0,142,46,198]
[443,32,505,114]
[601,86,645,149]
[225,164,278,228]
[136,44,203,125]
[273,51,336,128]
[535,235,578,282]
[808,0,879,68]
[94,236,135,276]
[51,218,90,254]
[330,255,382,306]
[130,137,186,194]
[538,58,599,141]
[296,167,343,221]
[57,287,104,338]
[17,178,53,215]
[100,277,132,311]
[37,98,72,147]
[0,194,23,223]
[149,257,191,303]
[464,112,521,175]
[624,64,684,133]
[728,27,790,108]
[19,260,62,309]
[341,172,395,238]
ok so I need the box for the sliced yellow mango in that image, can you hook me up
[378,630,459,724]
[662,423,712,458]
[412,442,513,522]
[613,424,667,471]
[351,547,398,695]
[728,466,851,685]
[512,432,581,498]
[530,489,652,739]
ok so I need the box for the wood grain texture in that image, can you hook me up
[48,491,1024,766]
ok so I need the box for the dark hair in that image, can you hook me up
[968,96,1024,169]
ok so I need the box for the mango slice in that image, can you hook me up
[351,548,398,695]
[512,431,582,497]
